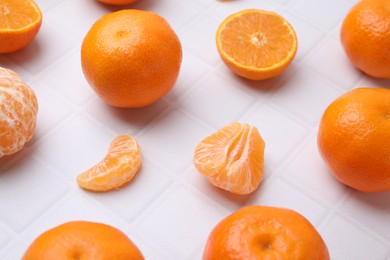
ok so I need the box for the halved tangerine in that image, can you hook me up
[77,134,142,192]
[193,122,265,195]
[0,0,42,53]
[216,9,298,80]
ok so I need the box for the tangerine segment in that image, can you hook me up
[22,221,144,260]
[194,122,265,195]
[77,135,141,192]
[0,67,38,158]
[0,0,42,53]
[216,9,297,80]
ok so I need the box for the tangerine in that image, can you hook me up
[77,134,142,192]
[22,221,144,260]
[317,87,390,192]
[216,9,297,80]
[0,67,38,158]
[340,0,390,78]
[81,9,182,108]
[203,205,330,260]
[193,122,265,195]
[0,0,42,53]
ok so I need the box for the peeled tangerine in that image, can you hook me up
[0,67,38,158]
[77,135,142,192]
[193,122,265,195]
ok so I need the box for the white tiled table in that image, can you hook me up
[0,0,389,259]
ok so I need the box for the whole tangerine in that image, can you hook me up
[317,87,390,192]
[22,221,144,260]
[203,205,329,260]
[340,0,390,78]
[81,9,182,108]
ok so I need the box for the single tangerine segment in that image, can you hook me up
[77,134,142,192]
[22,221,144,260]
[0,0,42,53]
[216,9,297,80]
[0,67,38,158]
[193,122,265,195]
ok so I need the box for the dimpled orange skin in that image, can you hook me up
[203,206,330,260]
[81,9,182,108]
[317,88,390,192]
[98,0,139,5]
[22,221,144,260]
[340,0,390,78]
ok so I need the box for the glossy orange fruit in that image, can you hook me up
[77,134,142,192]
[98,0,139,5]
[193,122,265,195]
[203,205,330,260]
[0,67,38,158]
[317,87,390,192]
[340,0,390,78]
[216,9,297,81]
[22,221,144,260]
[81,9,182,108]
[0,0,42,53]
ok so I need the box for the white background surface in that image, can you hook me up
[1,0,390,259]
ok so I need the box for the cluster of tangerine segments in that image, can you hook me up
[216,9,298,81]
[0,67,38,158]
[193,122,265,195]
[77,134,142,192]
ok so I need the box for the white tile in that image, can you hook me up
[282,13,325,61]
[45,0,109,41]
[22,192,130,245]
[135,186,229,259]
[186,167,257,212]
[35,0,65,12]
[270,69,344,126]
[0,244,26,260]
[356,76,390,90]
[341,192,390,241]
[247,178,327,225]
[284,135,349,204]
[290,0,353,29]
[31,81,73,141]
[84,98,170,136]
[136,109,210,174]
[322,215,390,260]
[0,156,69,232]
[180,74,257,128]
[166,50,212,101]
[0,59,33,83]
[39,50,95,107]
[178,15,221,66]
[0,226,10,248]
[1,22,76,75]
[303,37,362,88]
[34,114,118,181]
[87,159,172,221]
[210,1,280,22]
[245,103,308,167]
